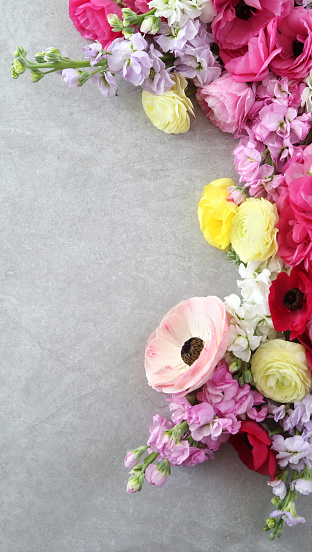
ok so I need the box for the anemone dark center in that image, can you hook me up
[283,288,305,311]
[293,40,304,58]
[181,337,204,366]
[235,0,256,20]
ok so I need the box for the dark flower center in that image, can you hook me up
[181,337,204,366]
[293,40,304,58]
[235,0,256,20]
[283,287,305,311]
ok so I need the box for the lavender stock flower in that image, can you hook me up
[107,34,153,86]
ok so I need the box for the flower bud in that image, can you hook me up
[31,70,45,82]
[34,51,46,63]
[228,359,241,373]
[140,16,161,35]
[264,518,275,529]
[121,8,137,27]
[107,13,124,31]
[122,27,135,39]
[126,475,141,493]
[44,48,62,62]
[11,59,26,79]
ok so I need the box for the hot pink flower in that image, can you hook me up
[145,296,229,395]
[276,187,312,270]
[123,0,149,13]
[212,0,292,51]
[221,19,282,82]
[283,144,312,185]
[196,72,255,134]
[270,7,312,80]
[69,0,122,48]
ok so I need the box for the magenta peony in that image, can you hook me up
[212,0,293,51]
[196,72,255,134]
[221,19,282,83]
[69,0,122,48]
[276,185,312,270]
[270,7,312,80]
[145,296,229,395]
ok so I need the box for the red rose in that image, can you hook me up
[268,266,312,339]
[69,0,122,48]
[229,420,276,480]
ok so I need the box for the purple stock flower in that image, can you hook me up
[155,20,201,54]
[267,477,287,499]
[270,508,306,526]
[174,43,221,87]
[83,42,104,66]
[61,68,80,89]
[142,44,174,95]
[108,34,153,86]
[271,434,312,470]
[92,71,117,98]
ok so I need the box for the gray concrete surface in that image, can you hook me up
[2,2,312,551]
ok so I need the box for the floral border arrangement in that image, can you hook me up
[12,0,312,540]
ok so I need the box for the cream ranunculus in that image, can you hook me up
[198,178,238,250]
[142,75,194,134]
[230,197,278,262]
[251,339,312,403]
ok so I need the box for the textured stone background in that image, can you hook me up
[2,2,312,551]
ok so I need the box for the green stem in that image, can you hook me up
[134,8,156,23]
[305,126,312,146]
[142,451,158,472]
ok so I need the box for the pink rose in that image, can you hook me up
[270,7,312,80]
[69,0,122,48]
[212,0,293,51]
[221,19,282,83]
[196,72,255,134]
[145,296,229,395]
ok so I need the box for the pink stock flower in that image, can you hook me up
[182,446,214,466]
[145,464,170,486]
[212,0,292,51]
[270,7,312,80]
[233,138,265,183]
[147,414,190,465]
[227,186,246,204]
[196,73,255,134]
[221,19,282,83]
[188,402,241,441]
[145,296,229,395]
[69,0,122,48]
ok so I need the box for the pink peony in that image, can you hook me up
[270,7,312,80]
[145,296,229,395]
[69,0,122,48]
[221,19,282,82]
[196,72,255,134]
[212,0,293,51]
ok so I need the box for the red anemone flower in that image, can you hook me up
[229,420,276,480]
[268,266,312,340]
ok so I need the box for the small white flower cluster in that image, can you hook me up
[148,0,214,28]
[224,257,286,362]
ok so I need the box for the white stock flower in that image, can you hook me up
[148,0,207,27]
[227,321,262,362]
[301,69,312,112]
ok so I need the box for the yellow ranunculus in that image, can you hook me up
[251,339,312,403]
[230,197,278,263]
[142,75,194,134]
[198,178,238,250]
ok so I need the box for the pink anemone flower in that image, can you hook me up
[145,296,229,395]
